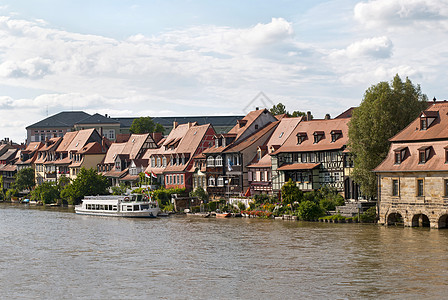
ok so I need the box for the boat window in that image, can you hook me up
[141,204,149,210]
[112,205,117,211]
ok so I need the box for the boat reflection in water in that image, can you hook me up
[75,194,160,218]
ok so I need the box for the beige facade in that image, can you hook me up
[378,172,448,228]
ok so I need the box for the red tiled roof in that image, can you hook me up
[375,141,448,172]
[103,143,126,164]
[67,128,96,152]
[275,118,350,153]
[56,131,78,152]
[390,103,448,142]
[277,163,320,171]
[224,122,279,153]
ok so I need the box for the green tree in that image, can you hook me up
[270,103,288,115]
[61,168,109,204]
[190,186,209,202]
[290,111,308,118]
[348,74,428,197]
[130,116,164,134]
[13,168,35,191]
[30,181,60,204]
[0,175,4,200]
[297,200,323,220]
[270,103,309,118]
[281,179,303,204]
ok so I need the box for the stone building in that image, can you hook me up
[375,102,448,228]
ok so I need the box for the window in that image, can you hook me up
[330,130,342,142]
[207,156,215,167]
[162,157,167,167]
[420,118,427,130]
[310,153,315,163]
[394,152,401,164]
[313,131,324,144]
[177,175,180,184]
[108,130,115,140]
[216,155,223,167]
[297,133,306,144]
[392,179,399,196]
[324,172,330,183]
[301,153,307,163]
[217,176,224,187]
[208,176,215,186]
[445,179,448,197]
[157,157,161,167]
[417,179,424,197]
[181,174,184,185]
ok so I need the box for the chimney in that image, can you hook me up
[105,114,108,118]
[307,111,312,121]
[151,132,163,144]
[256,107,259,110]
[173,121,178,129]
[325,113,331,120]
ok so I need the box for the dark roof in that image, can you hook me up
[27,111,91,129]
[29,112,244,130]
[113,116,244,128]
[76,113,120,125]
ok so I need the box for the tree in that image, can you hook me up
[130,116,164,134]
[61,168,109,204]
[13,168,35,192]
[30,181,60,204]
[190,186,209,202]
[348,74,428,197]
[270,103,310,118]
[270,103,288,115]
[281,179,303,204]
[0,175,4,200]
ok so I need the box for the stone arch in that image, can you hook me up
[411,213,431,227]
[438,214,448,229]
[386,212,404,226]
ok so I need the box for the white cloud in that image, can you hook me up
[330,36,393,59]
[354,0,448,29]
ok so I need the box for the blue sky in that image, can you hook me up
[1,0,448,142]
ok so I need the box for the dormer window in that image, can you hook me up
[297,132,307,144]
[393,146,408,164]
[444,146,448,163]
[330,130,342,143]
[418,146,432,164]
[257,148,262,160]
[313,131,324,144]
[420,111,438,130]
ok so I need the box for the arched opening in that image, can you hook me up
[438,215,448,229]
[387,212,404,226]
[411,214,430,227]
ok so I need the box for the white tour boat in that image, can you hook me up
[75,194,160,218]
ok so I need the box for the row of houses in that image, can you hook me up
[1,107,360,202]
[7,102,448,228]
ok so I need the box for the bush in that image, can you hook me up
[360,206,377,223]
[208,201,219,212]
[297,200,324,221]
[237,202,246,211]
[190,205,200,213]
[5,188,18,201]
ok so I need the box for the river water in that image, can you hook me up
[1,204,448,299]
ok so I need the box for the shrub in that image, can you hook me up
[297,200,324,221]
[237,202,246,211]
[360,206,377,223]
[208,201,219,212]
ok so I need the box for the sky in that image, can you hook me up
[1,0,448,143]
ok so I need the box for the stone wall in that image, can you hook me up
[378,172,448,228]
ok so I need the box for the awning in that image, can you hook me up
[277,163,320,171]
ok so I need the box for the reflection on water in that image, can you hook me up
[1,203,448,299]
